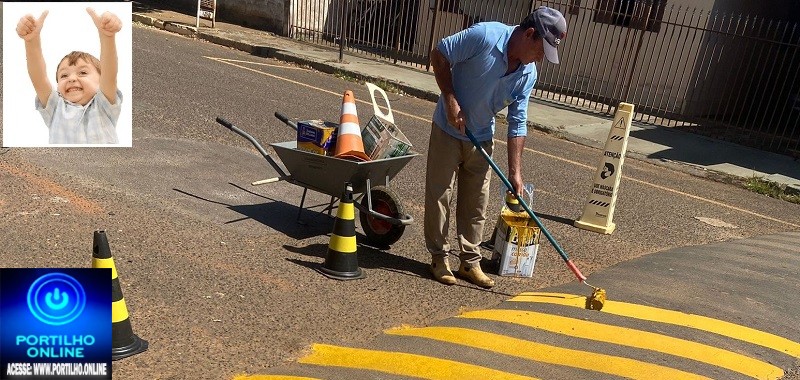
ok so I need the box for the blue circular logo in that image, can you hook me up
[27,273,86,326]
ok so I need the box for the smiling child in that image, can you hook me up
[17,8,122,144]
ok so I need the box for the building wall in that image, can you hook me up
[289,0,338,40]
[171,0,289,35]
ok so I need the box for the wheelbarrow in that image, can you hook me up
[216,113,418,246]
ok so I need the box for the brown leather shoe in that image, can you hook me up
[430,257,456,285]
[457,263,495,288]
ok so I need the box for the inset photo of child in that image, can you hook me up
[3,2,132,147]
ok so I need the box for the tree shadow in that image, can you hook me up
[633,126,800,180]
[173,186,334,240]
[133,0,194,16]
[283,243,518,295]
[533,211,575,226]
[283,243,430,280]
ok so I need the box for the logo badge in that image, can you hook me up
[26,272,87,326]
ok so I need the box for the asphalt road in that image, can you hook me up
[1,22,799,379]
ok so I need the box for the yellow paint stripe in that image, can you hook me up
[511,292,800,359]
[112,299,130,323]
[328,235,356,253]
[205,56,800,229]
[388,326,710,380]
[91,258,118,279]
[205,57,426,123]
[210,57,310,70]
[233,376,319,380]
[461,309,783,379]
[298,343,538,380]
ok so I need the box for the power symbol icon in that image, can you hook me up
[27,273,86,325]
[45,288,70,310]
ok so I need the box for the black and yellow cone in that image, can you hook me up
[320,182,364,280]
[92,230,148,361]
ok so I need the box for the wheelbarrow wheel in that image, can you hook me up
[360,186,406,247]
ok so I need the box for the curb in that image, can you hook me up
[133,12,440,103]
[133,13,197,37]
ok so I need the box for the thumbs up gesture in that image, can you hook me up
[16,11,49,42]
[87,8,122,37]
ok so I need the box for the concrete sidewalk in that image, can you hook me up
[131,1,800,192]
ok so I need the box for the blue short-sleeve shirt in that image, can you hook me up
[434,22,537,142]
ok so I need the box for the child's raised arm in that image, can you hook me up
[17,11,52,106]
[87,8,121,104]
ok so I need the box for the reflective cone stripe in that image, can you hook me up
[92,257,118,281]
[339,98,361,136]
[328,188,356,255]
[335,91,370,161]
[91,230,148,360]
[321,183,364,280]
[93,256,130,323]
[112,298,130,324]
[330,200,357,253]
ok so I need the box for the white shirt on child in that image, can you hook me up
[36,89,122,144]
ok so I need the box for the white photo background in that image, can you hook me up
[2,2,133,147]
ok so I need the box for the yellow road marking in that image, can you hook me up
[208,57,309,70]
[298,343,539,380]
[205,56,800,228]
[205,57,402,118]
[461,309,784,379]
[233,376,320,380]
[388,326,710,380]
[511,292,800,359]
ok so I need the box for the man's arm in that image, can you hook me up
[507,136,525,196]
[430,47,465,134]
[17,11,52,106]
[88,8,121,104]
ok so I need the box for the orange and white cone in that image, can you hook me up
[334,90,370,161]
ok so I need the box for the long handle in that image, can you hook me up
[216,117,289,179]
[274,112,298,131]
[465,129,587,282]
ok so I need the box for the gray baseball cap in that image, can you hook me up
[530,6,567,64]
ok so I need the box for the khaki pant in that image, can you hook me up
[424,123,493,265]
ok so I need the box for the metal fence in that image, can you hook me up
[289,0,800,157]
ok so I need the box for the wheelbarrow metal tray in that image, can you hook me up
[270,141,418,196]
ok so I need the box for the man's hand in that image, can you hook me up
[16,11,48,42]
[87,8,122,37]
[509,175,524,200]
[445,97,466,135]
[507,136,526,199]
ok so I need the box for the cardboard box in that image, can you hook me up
[491,208,540,277]
[361,114,412,160]
[297,120,338,156]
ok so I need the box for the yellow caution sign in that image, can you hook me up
[574,103,634,234]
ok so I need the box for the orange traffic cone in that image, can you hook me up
[320,182,364,280]
[334,90,370,161]
[91,230,148,360]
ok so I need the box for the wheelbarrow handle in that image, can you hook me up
[215,116,290,179]
[216,117,234,130]
[274,112,298,131]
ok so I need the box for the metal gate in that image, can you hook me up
[289,0,800,157]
